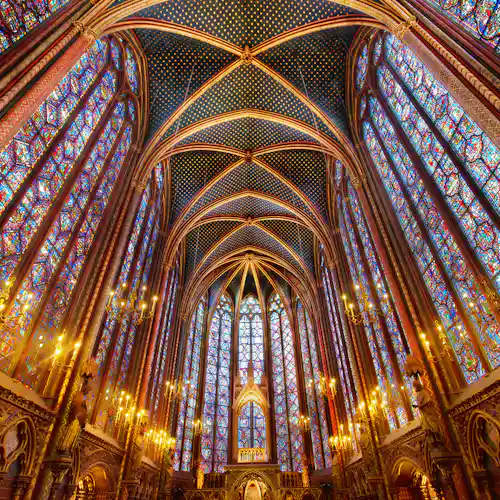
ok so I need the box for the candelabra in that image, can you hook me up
[146,428,176,452]
[341,281,389,325]
[106,282,158,326]
[0,278,33,330]
[105,389,146,433]
[298,414,311,432]
[314,374,337,397]
[329,424,353,452]
[356,386,390,424]
[193,418,203,437]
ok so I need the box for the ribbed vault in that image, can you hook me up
[95,0,407,308]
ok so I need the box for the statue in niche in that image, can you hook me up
[57,358,98,454]
[412,379,445,448]
[358,422,375,475]
[196,464,205,489]
[128,420,147,478]
[301,458,310,488]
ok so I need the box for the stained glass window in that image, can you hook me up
[125,46,139,94]
[319,250,358,446]
[201,292,233,473]
[0,37,138,381]
[424,0,499,51]
[238,295,264,384]
[0,0,71,54]
[238,402,266,451]
[296,300,331,469]
[175,298,206,471]
[358,30,497,383]
[268,292,303,472]
[149,269,179,424]
[356,44,368,91]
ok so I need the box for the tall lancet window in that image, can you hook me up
[175,298,206,471]
[238,295,264,384]
[297,300,331,469]
[0,0,71,53]
[358,31,500,384]
[201,292,233,473]
[94,163,163,395]
[336,169,411,429]
[0,36,137,385]
[238,401,266,451]
[423,0,499,51]
[320,249,358,445]
[268,292,304,472]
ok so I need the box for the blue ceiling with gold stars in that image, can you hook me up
[112,0,367,290]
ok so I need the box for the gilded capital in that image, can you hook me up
[72,20,98,41]
[393,15,418,40]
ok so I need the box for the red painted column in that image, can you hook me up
[0,30,94,151]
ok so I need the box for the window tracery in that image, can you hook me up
[268,292,303,472]
[297,300,331,469]
[0,36,138,384]
[201,292,233,473]
[175,298,206,471]
[0,0,71,54]
[357,31,500,383]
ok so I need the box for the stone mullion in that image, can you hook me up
[128,231,167,403]
[302,307,327,468]
[316,288,341,443]
[289,295,313,467]
[333,230,378,398]
[338,207,392,395]
[371,90,493,376]
[344,196,412,424]
[367,113,479,387]
[325,269,359,419]
[157,270,179,427]
[0,59,111,236]
[10,117,127,382]
[172,319,191,465]
[192,301,211,471]
[277,310,294,471]
[210,314,224,471]
[264,302,277,466]
[91,193,154,424]
[145,269,174,415]
[112,208,161,396]
[402,0,500,77]
[384,58,500,239]
[163,280,184,432]
[0,0,88,82]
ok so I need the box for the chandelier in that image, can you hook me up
[105,282,158,325]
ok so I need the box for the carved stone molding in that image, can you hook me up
[393,15,417,40]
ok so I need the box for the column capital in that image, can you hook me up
[72,20,98,41]
[392,15,418,40]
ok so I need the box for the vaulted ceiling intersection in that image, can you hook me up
[113,0,369,304]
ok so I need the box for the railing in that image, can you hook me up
[238,447,267,463]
